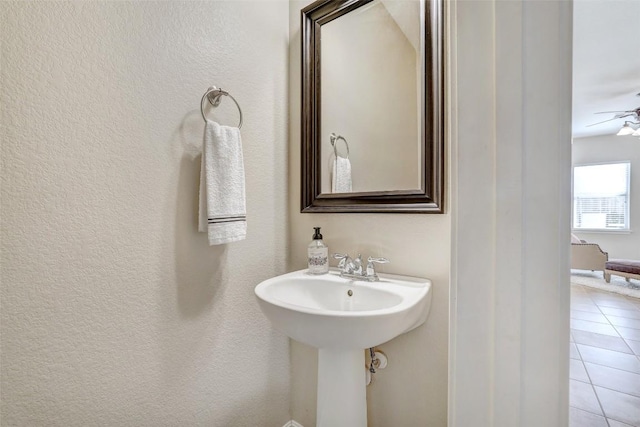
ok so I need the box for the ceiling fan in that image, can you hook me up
[586,107,640,128]
[587,92,640,128]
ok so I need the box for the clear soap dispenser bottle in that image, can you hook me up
[308,227,329,275]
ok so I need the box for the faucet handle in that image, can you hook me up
[332,253,350,269]
[366,257,390,278]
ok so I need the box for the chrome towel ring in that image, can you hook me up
[330,133,349,159]
[200,86,243,129]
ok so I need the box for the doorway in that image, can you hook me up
[568,1,640,425]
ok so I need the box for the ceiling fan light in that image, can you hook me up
[617,123,635,136]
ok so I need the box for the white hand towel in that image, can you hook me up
[331,156,352,193]
[198,120,247,245]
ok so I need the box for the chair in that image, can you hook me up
[571,242,608,279]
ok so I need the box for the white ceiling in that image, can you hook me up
[572,0,640,138]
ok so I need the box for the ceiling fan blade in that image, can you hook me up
[614,112,637,119]
[586,117,620,127]
[593,110,632,114]
[588,106,640,127]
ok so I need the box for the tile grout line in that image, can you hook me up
[578,355,640,375]
[590,294,640,417]
[572,284,640,427]
[574,342,610,425]
[569,291,635,354]
[611,324,633,344]
[571,321,621,338]
[587,380,640,400]
[578,287,640,426]
[595,298,639,355]
[592,295,627,341]
[577,289,617,426]
[568,401,609,421]
[571,329,635,354]
[604,315,640,331]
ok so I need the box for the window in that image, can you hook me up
[573,162,631,231]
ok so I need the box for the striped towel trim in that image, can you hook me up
[208,215,246,224]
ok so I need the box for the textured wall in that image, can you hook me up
[0,2,290,426]
[572,135,640,260]
[289,2,451,426]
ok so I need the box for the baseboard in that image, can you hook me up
[282,421,304,427]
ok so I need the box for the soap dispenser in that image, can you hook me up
[308,227,329,275]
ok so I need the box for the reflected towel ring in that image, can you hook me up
[330,133,349,159]
[200,86,243,129]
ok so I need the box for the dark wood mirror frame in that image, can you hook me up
[301,0,444,213]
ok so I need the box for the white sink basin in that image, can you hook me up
[255,269,432,349]
[255,269,432,427]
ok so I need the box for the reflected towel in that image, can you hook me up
[198,121,247,245]
[331,156,352,193]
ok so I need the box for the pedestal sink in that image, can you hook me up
[254,269,432,427]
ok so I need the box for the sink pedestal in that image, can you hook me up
[316,348,367,427]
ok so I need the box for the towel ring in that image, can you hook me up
[330,133,349,159]
[200,86,243,129]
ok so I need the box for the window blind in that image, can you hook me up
[573,162,630,230]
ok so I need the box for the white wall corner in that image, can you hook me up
[450,0,572,426]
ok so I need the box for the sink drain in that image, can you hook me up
[347,289,353,297]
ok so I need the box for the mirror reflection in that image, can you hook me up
[301,0,444,213]
[320,0,423,194]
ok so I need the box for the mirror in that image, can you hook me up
[301,0,444,213]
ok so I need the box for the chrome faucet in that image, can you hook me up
[332,253,389,281]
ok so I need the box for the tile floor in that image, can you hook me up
[570,284,640,427]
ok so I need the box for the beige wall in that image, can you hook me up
[450,1,571,425]
[290,1,451,425]
[0,2,290,425]
[572,134,640,260]
[320,1,420,193]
